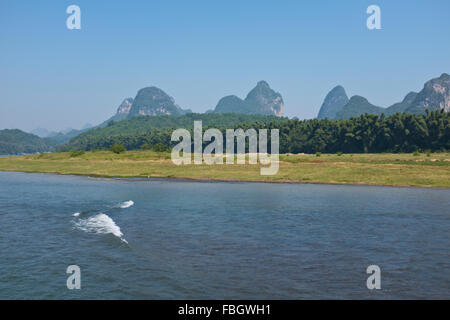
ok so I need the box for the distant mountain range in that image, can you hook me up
[106,81,284,122]
[317,85,349,119]
[318,73,450,119]
[1,74,448,155]
[211,81,284,116]
[105,87,192,124]
[30,128,58,138]
[31,124,94,138]
[107,98,134,122]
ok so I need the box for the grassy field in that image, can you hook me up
[0,151,449,188]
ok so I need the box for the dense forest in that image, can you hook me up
[59,110,449,154]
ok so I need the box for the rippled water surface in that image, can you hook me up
[0,171,449,299]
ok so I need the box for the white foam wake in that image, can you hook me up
[74,213,128,243]
[119,200,134,209]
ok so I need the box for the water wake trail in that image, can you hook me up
[74,213,128,244]
[118,200,134,209]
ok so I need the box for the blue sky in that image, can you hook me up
[1,0,449,131]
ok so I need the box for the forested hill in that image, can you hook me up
[0,129,57,155]
[60,110,449,154]
[59,113,284,151]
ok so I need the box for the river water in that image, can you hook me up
[0,171,448,299]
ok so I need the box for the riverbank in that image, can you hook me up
[0,151,449,188]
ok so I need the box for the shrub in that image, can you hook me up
[413,150,420,156]
[316,152,321,157]
[110,144,126,154]
[337,152,343,156]
[70,150,85,157]
[140,143,151,150]
[425,149,431,157]
[152,143,169,152]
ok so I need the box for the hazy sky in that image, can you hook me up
[1,0,449,132]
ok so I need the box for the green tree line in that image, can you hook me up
[59,110,449,153]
